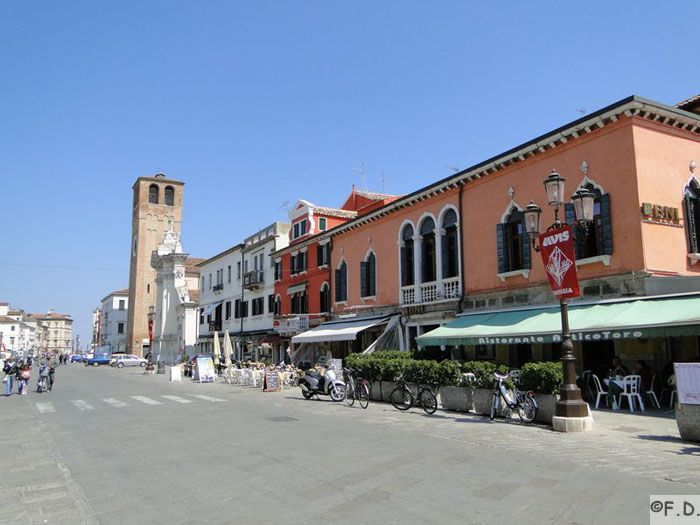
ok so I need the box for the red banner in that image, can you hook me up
[538,225,581,300]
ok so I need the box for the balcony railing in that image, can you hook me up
[243,270,265,289]
[400,277,462,306]
[213,283,224,292]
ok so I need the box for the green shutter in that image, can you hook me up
[564,203,584,260]
[496,223,507,274]
[441,233,450,278]
[684,195,699,253]
[599,193,613,255]
[369,255,376,296]
[360,261,368,297]
[335,269,341,302]
[520,232,531,270]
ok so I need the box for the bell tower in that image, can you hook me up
[126,174,185,356]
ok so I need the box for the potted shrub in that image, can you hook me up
[463,361,497,415]
[520,361,563,425]
[439,360,473,412]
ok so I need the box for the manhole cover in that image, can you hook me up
[267,416,298,422]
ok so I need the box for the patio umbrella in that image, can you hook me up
[223,330,233,366]
[212,331,221,366]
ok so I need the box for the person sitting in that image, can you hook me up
[610,357,629,377]
[633,360,653,392]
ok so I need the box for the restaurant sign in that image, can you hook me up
[538,225,581,300]
[477,329,645,345]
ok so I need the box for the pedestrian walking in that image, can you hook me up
[3,357,17,396]
[17,363,31,395]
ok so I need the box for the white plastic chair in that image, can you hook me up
[592,374,611,409]
[645,374,660,409]
[668,374,677,408]
[619,375,645,412]
[508,369,522,386]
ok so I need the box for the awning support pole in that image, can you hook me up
[556,300,588,418]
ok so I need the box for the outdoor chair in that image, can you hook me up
[618,375,645,412]
[645,374,661,409]
[592,374,611,409]
[508,369,522,386]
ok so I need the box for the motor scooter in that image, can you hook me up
[298,367,345,401]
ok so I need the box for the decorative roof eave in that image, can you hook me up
[272,232,331,259]
[198,244,245,267]
[326,96,700,237]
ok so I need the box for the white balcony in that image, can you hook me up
[401,278,462,306]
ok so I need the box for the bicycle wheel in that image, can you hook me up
[517,394,538,423]
[390,386,413,410]
[344,381,355,407]
[358,382,370,409]
[419,389,437,415]
[490,392,499,420]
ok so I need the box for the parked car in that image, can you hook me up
[70,354,83,363]
[85,353,111,366]
[108,353,129,366]
[112,354,147,368]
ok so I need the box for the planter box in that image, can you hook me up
[533,393,559,425]
[472,388,493,416]
[440,385,473,413]
[370,381,399,403]
[676,404,700,442]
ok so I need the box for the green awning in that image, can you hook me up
[416,293,700,346]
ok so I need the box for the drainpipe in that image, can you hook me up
[239,251,245,360]
[458,181,466,313]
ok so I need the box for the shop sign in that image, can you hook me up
[477,329,645,345]
[641,203,681,226]
[538,225,581,300]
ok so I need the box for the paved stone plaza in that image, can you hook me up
[1,365,698,524]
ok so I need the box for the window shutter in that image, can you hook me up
[564,203,584,260]
[360,261,368,297]
[599,193,613,256]
[441,233,450,278]
[317,245,323,267]
[334,269,341,302]
[369,256,376,296]
[520,232,531,270]
[268,295,273,314]
[684,196,698,253]
[496,223,507,274]
[341,267,347,301]
[400,246,408,286]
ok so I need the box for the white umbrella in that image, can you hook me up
[212,331,221,366]
[223,330,233,366]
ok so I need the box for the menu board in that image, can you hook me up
[264,371,281,392]
[195,356,216,383]
[675,363,700,405]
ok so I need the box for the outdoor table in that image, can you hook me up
[603,377,637,410]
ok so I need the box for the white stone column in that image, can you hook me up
[413,235,423,303]
[435,227,446,297]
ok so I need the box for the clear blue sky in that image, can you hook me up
[1,1,697,348]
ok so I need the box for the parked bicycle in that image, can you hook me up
[390,375,438,415]
[490,372,537,423]
[343,368,370,409]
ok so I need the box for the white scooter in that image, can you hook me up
[299,367,346,401]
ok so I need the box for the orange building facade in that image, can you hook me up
[303,95,700,377]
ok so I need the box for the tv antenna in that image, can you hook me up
[353,161,366,190]
[445,165,460,173]
[577,108,587,116]
[380,173,387,193]
[279,200,291,216]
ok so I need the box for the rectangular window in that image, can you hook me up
[290,254,297,275]
[317,243,329,267]
[200,308,204,324]
[268,294,274,314]
[237,262,241,279]
[300,220,306,236]
[293,223,300,239]
[274,261,282,281]
[225,301,231,320]
[117,323,124,334]
[118,300,125,310]
[242,300,248,317]
[244,260,248,273]
[319,217,327,231]
[228,265,231,283]
[201,276,205,290]
[208,273,212,289]
[234,300,241,319]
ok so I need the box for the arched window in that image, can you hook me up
[564,182,612,259]
[319,282,330,313]
[420,217,436,282]
[360,252,376,298]
[441,209,459,278]
[684,180,700,253]
[335,261,347,302]
[164,186,175,206]
[148,184,159,204]
[496,208,530,273]
[400,224,414,286]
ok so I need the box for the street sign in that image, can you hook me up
[538,225,580,300]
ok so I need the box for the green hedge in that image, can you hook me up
[461,361,512,389]
[520,361,563,395]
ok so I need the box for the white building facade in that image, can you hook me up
[197,222,290,363]
[99,289,129,353]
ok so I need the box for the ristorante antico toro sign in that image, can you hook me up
[538,225,580,300]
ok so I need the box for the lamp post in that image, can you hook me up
[145,305,156,373]
[523,170,595,420]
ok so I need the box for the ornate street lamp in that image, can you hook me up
[145,305,156,373]
[524,170,597,421]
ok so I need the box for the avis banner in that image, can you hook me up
[538,225,581,300]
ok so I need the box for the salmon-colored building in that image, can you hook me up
[272,188,399,358]
[296,94,700,383]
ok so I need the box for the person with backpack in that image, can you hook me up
[3,357,17,396]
